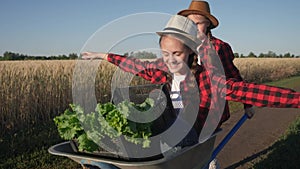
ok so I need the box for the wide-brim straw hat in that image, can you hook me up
[156,15,201,52]
[177,0,219,29]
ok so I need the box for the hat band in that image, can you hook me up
[163,27,194,36]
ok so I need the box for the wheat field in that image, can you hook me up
[233,58,300,83]
[1,58,300,136]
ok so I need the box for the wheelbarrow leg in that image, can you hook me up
[202,113,249,169]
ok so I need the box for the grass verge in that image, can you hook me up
[0,121,81,169]
[249,76,300,169]
[250,116,300,169]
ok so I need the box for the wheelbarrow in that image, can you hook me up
[49,84,253,168]
[49,113,251,169]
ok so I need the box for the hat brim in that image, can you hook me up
[156,30,200,53]
[178,10,219,29]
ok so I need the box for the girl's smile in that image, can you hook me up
[160,35,193,75]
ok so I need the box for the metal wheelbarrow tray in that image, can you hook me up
[48,135,216,169]
[49,113,249,169]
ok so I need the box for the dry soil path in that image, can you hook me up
[215,99,300,168]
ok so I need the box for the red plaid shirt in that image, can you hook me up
[107,53,300,129]
[209,36,243,81]
[201,36,253,124]
[194,36,253,127]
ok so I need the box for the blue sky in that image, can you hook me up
[0,0,300,56]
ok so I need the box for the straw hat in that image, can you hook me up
[156,15,201,51]
[178,0,219,29]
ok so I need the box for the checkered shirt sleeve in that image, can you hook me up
[107,53,169,84]
[205,69,300,108]
[224,79,300,108]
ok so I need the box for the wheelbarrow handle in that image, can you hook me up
[203,113,249,169]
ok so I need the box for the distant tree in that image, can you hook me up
[3,51,14,60]
[3,51,27,60]
[69,53,78,59]
[56,55,68,60]
[258,53,265,58]
[248,52,256,58]
[283,52,291,58]
[267,51,276,58]
[129,51,157,59]
[35,56,46,60]
[234,53,239,58]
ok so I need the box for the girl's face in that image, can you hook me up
[160,35,193,75]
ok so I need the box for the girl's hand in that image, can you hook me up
[80,52,108,60]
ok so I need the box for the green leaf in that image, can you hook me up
[54,97,155,150]
[77,133,99,152]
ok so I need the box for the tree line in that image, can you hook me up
[0,50,299,61]
[234,51,299,58]
[0,51,79,61]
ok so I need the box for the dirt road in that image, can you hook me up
[215,105,299,169]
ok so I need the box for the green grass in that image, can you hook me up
[0,121,81,169]
[266,76,300,89]
[249,76,300,169]
[1,149,81,169]
[250,116,300,169]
